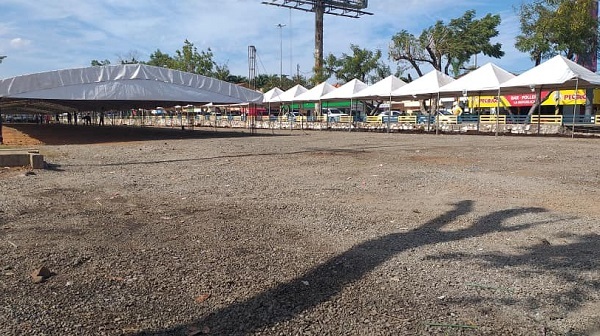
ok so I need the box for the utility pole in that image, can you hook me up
[276,23,286,86]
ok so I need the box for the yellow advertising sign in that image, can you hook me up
[468,89,600,108]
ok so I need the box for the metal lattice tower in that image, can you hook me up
[248,46,257,90]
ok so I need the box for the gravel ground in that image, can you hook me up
[1,125,599,335]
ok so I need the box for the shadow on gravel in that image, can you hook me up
[428,233,600,321]
[135,200,551,335]
[4,124,285,145]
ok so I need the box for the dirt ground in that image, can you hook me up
[0,123,599,335]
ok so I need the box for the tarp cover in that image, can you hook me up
[0,64,263,109]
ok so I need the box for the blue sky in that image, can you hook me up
[0,0,535,82]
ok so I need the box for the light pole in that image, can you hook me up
[276,23,286,86]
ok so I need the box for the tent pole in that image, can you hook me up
[387,95,391,133]
[495,88,500,137]
[427,95,431,133]
[435,92,440,135]
[477,91,481,133]
[572,78,579,138]
[537,88,542,135]
[349,98,353,132]
[0,98,3,144]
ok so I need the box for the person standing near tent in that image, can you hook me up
[452,101,463,116]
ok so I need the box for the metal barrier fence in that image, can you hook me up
[479,115,506,124]
[562,115,595,124]
[436,115,459,124]
[60,113,600,130]
[530,115,563,124]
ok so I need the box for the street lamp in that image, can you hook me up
[276,23,286,86]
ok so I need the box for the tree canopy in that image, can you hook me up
[515,0,599,65]
[388,10,504,76]
[323,44,390,84]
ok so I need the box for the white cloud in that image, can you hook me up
[9,37,31,49]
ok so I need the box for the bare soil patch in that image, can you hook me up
[0,126,599,335]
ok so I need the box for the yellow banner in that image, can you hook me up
[468,89,600,108]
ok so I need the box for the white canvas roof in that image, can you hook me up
[391,70,455,99]
[276,84,308,102]
[0,64,263,110]
[438,63,515,97]
[500,55,600,92]
[321,78,368,100]
[293,82,336,101]
[262,87,284,103]
[352,75,407,99]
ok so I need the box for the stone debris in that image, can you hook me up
[30,266,53,283]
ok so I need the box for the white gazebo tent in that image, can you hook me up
[352,75,407,132]
[391,70,455,132]
[500,55,600,135]
[276,84,308,103]
[262,87,284,103]
[438,63,516,133]
[321,79,368,124]
[352,75,407,99]
[262,87,284,119]
[294,82,336,102]
[321,78,369,100]
[438,63,515,97]
[294,82,337,123]
[391,70,456,99]
[500,55,600,92]
[272,84,308,127]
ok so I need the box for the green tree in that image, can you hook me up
[310,66,328,86]
[172,39,215,75]
[255,74,281,92]
[516,0,599,115]
[389,10,504,76]
[323,45,390,84]
[212,63,231,81]
[91,59,111,66]
[226,74,249,85]
[146,49,175,68]
[118,51,143,64]
[515,2,555,65]
[516,0,599,65]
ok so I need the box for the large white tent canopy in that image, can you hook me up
[0,64,263,111]
[352,75,406,99]
[321,78,368,100]
[262,87,284,103]
[294,82,336,102]
[391,70,455,99]
[438,63,516,97]
[500,55,600,92]
[275,84,308,103]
